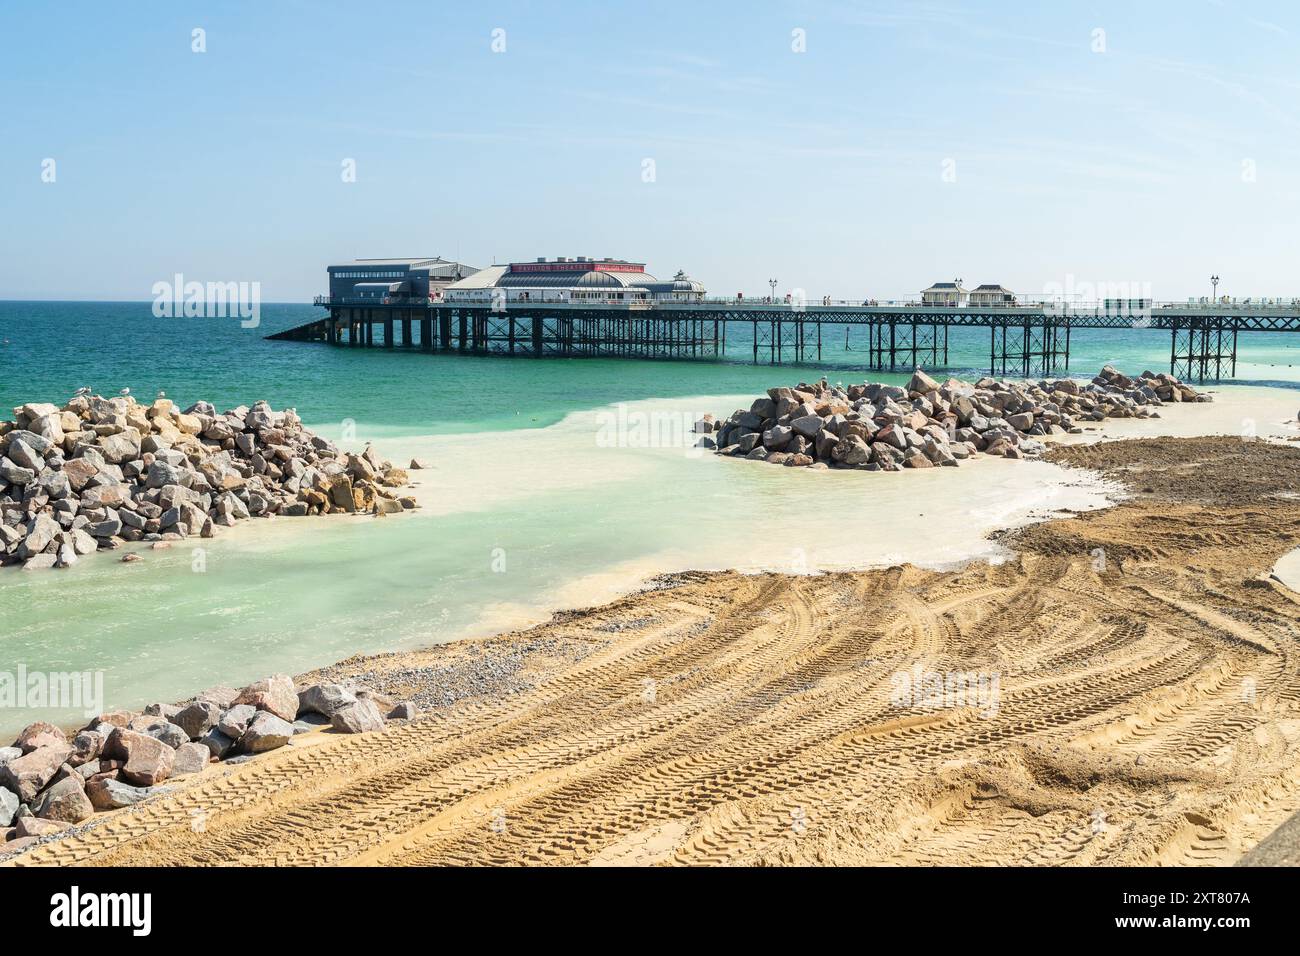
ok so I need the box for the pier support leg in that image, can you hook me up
[420,313,431,351]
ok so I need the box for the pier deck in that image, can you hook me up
[267,298,1300,382]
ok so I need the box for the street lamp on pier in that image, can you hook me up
[768,278,778,302]
[1211,274,1220,302]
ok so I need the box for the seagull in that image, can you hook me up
[74,386,92,397]
[157,390,166,399]
[119,387,130,396]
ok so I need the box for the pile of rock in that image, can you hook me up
[700,366,1207,471]
[1,392,419,570]
[0,673,417,856]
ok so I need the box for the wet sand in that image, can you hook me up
[13,435,1300,867]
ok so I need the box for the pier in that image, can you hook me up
[267,297,1300,382]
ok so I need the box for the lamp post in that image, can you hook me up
[1211,274,1220,303]
[768,278,778,302]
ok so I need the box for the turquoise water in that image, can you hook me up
[3,300,1300,735]
[6,301,1300,436]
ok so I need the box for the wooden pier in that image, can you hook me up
[268,299,1300,382]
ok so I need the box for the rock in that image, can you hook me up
[0,786,18,827]
[7,437,45,472]
[68,731,104,767]
[329,698,386,734]
[13,721,66,753]
[173,700,222,740]
[328,475,356,512]
[86,777,151,811]
[104,729,173,786]
[291,713,331,734]
[0,747,20,767]
[0,743,73,803]
[125,716,165,735]
[296,683,358,718]
[762,424,793,450]
[99,430,142,464]
[61,457,100,491]
[217,704,257,740]
[14,816,72,839]
[196,685,239,709]
[233,674,298,722]
[790,415,825,439]
[0,458,35,485]
[409,458,430,469]
[197,728,236,760]
[171,742,210,777]
[147,722,190,749]
[32,776,94,824]
[907,369,940,394]
[388,702,418,720]
[239,712,294,753]
[22,513,60,554]
[87,710,133,730]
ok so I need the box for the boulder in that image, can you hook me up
[329,698,386,735]
[0,786,18,827]
[296,683,358,718]
[239,712,294,754]
[147,722,190,749]
[0,743,73,803]
[68,730,104,767]
[173,700,222,740]
[86,777,152,811]
[33,776,94,824]
[170,742,210,777]
[99,430,142,464]
[195,686,239,709]
[790,415,825,439]
[13,721,66,753]
[762,425,793,450]
[388,702,418,720]
[104,729,173,786]
[15,816,72,839]
[233,674,298,722]
[217,704,257,740]
[907,369,940,394]
[197,728,236,760]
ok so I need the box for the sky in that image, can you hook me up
[2,0,1299,302]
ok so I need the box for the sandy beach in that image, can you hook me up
[10,433,1300,867]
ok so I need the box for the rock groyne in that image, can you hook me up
[1,392,418,570]
[0,674,416,857]
[704,366,1208,470]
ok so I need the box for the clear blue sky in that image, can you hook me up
[2,0,1298,302]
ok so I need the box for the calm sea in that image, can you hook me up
[2,300,1298,734]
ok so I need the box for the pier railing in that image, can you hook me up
[314,293,1300,315]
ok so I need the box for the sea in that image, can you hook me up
[3,300,1299,733]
